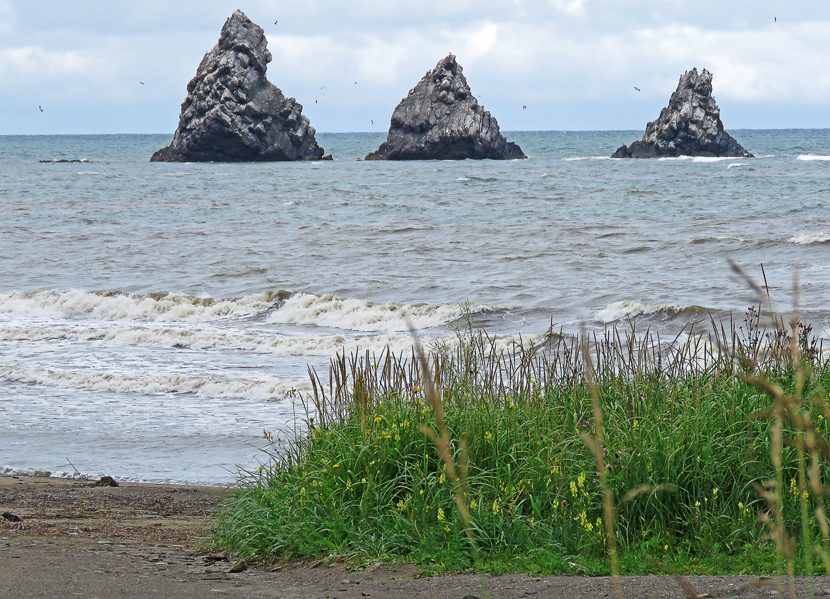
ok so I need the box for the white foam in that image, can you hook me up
[0,290,280,322]
[788,232,830,245]
[0,364,308,400]
[596,300,686,323]
[266,293,496,332]
[797,155,830,162]
[726,163,747,169]
[0,323,424,357]
[456,177,471,181]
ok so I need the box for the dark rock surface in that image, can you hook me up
[151,10,326,162]
[366,54,524,161]
[612,68,752,159]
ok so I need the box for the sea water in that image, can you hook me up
[1,130,829,484]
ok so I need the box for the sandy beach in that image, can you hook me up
[1,474,827,598]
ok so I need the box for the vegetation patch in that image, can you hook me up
[212,292,830,578]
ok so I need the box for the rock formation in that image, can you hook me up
[151,10,327,162]
[611,68,752,159]
[365,54,525,160]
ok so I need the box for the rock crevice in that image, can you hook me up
[612,68,752,159]
[366,54,524,160]
[151,10,326,162]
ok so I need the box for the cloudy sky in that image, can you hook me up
[1,0,828,134]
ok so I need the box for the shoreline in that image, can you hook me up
[2,474,828,598]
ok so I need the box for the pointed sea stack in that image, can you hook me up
[612,68,752,159]
[365,54,524,160]
[151,10,327,162]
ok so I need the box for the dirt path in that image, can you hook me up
[1,474,827,598]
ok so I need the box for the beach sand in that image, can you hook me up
[1,474,827,598]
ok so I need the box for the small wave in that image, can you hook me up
[0,364,307,400]
[39,158,89,164]
[797,155,830,162]
[455,176,498,182]
[596,300,703,323]
[726,163,747,169]
[563,156,611,162]
[788,232,830,245]
[0,289,286,322]
[658,156,740,163]
[266,293,500,332]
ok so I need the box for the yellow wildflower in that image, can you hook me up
[437,508,445,521]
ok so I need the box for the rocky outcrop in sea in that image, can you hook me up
[612,68,752,159]
[365,54,525,161]
[151,10,326,162]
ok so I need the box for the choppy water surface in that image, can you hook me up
[1,130,829,484]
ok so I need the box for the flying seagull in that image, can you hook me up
[274,20,278,25]
[371,119,374,124]
[321,85,326,89]
[522,105,526,110]
[140,81,144,85]
[634,86,640,92]
[39,106,43,112]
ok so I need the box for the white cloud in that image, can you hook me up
[0,46,101,81]
[547,0,588,17]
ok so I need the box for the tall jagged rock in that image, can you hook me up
[365,54,525,161]
[151,10,327,162]
[612,68,752,159]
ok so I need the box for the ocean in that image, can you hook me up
[1,130,829,485]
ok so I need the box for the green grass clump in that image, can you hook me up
[212,308,830,576]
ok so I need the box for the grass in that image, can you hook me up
[210,281,830,581]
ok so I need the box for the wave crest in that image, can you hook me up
[0,289,286,322]
[788,232,830,245]
[266,293,498,332]
[596,300,701,323]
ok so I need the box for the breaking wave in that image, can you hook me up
[0,289,285,322]
[266,293,500,332]
[0,364,307,401]
[797,155,830,162]
[596,300,706,323]
[788,232,830,245]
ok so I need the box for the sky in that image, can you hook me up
[1,0,829,134]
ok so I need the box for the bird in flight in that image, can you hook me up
[774,17,776,22]
[522,105,526,110]
[371,119,374,124]
[274,20,278,25]
[320,85,326,90]
[140,81,144,85]
[634,86,640,92]
[39,106,43,112]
